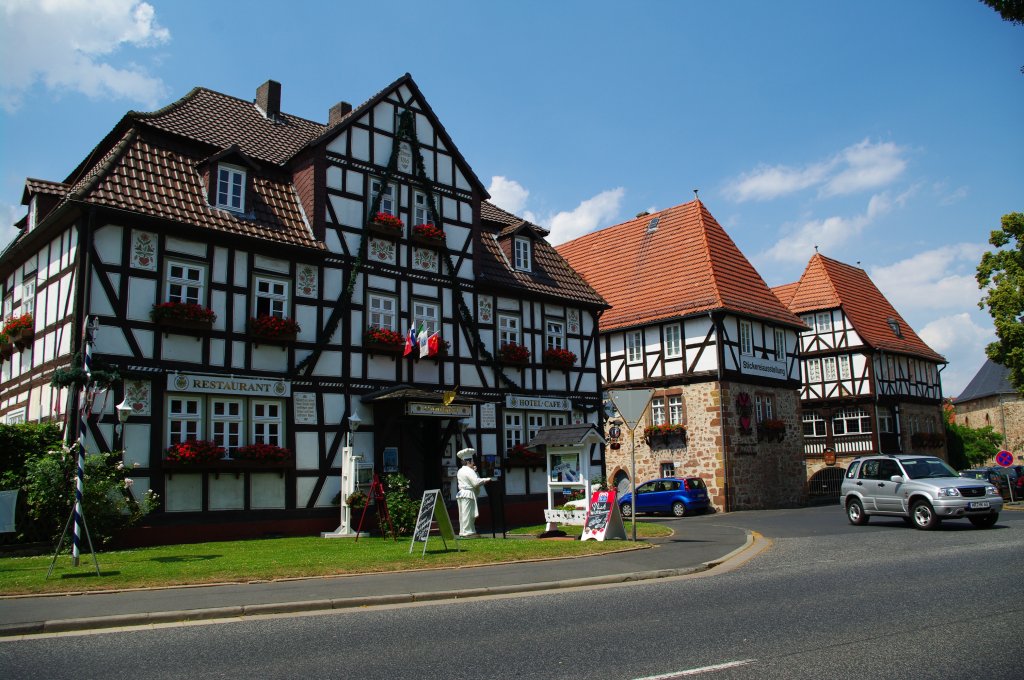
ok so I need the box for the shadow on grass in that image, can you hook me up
[60,571,121,579]
[151,555,222,563]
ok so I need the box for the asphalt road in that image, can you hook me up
[3,506,1023,679]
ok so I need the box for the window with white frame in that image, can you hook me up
[21,278,35,317]
[549,414,568,427]
[413,191,432,225]
[5,408,26,424]
[739,319,753,356]
[664,324,682,359]
[254,276,289,318]
[660,462,675,478]
[546,320,564,350]
[168,397,202,444]
[504,412,523,452]
[755,395,763,422]
[802,314,814,331]
[806,358,822,382]
[668,395,684,424]
[371,178,396,216]
[802,411,826,437]
[211,399,243,452]
[514,237,531,272]
[833,408,871,435]
[498,315,520,346]
[527,414,545,442]
[651,397,666,426]
[877,407,894,433]
[413,300,439,334]
[626,330,642,363]
[367,293,398,331]
[216,164,246,211]
[815,312,832,333]
[773,328,785,361]
[823,357,837,381]
[252,401,283,446]
[839,355,852,380]
[166,261,205,305]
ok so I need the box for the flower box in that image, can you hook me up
[498,342,530,366]
[3,313,34,348]
[151,303,216,334]
[644,424,687,447]
[364,326,405,355]
[368,212,404,239]
[248,315,300,346]
[542,348,577,370]
[410,223,445,247]
[164,439,224,466]
[232,443,293,463]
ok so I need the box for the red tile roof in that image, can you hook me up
[777,253,945,362]
[555,200,805,331]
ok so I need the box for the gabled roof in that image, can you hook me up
[953,359,1018,403]
[22,178,69,204]
[777,253,945,362]
[527,423,605,448]
[477,201,607,307]
[555,199,805,331]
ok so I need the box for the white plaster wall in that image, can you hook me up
[89,271,116,316]
[295,431,319,470]
[160,334,204,363]
[373,133,392,167]
[326,166,342,190]
[327,133,347,156]
[254,254,289,274]
[93,225,123,265]
[126,277,156,320]
[123,422,152,467]
[330,195,363,228]
[209,474,244,510]
[165,237,205,257]
[212,246,228,284]
[251,473,286,509]
[251,343,289,372]
[164,474,202,512]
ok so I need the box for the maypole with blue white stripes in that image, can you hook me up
[72,318,96,566]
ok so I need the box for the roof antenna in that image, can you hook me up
[693,189,699,200]
[814,245,819,253]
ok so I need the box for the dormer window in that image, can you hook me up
[514,236,532,272]
[886,317,902,338]
[216,164,246,212]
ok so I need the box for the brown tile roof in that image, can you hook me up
[782,253,945,362]
[22,178,69,203]
[68,130,321,249]
[556,199,805,331]
[476,203,606,307]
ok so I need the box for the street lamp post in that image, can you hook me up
[322,411,363,538]
[115,396,132,450]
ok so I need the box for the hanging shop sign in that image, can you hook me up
[738,357,787,380]
[168,373,290,397]
[407,402,473,418]
[506,395,571,411]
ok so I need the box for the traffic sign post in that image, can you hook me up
[995,450,1016,502]
[607,389,654,541]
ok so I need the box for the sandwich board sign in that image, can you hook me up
[607,389,655,429]
[409,489,458,556]
[581,489,627,541]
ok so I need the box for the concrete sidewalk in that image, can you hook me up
[0,518,761,637]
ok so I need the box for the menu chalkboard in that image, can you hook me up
[582,489,627,541]
[409,490,457,556]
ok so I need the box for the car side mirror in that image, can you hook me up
[890,475,904,484]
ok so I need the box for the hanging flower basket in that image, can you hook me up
[542,347,577,370]
[248,315,300,345]
[368,212,404,239]
[498,342,530,366]
[3,313,34,348]
[164,439,224,466]
[0,333,13,359]
[364,326,405,353]
[151,303,216,332]
[411,223,445,246]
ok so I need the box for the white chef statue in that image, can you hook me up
[455,448,492,537]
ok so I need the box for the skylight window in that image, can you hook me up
[887,317,902,338]
[646,217,660,233]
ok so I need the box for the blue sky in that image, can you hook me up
[1,0,1021,395]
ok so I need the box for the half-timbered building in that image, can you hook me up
[772,253,947,500]
[0,75,607,542]
[557,200,808,511]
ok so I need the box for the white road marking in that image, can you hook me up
[632,659,757,679]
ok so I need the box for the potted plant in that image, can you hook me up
[497,342,530,366]
[367,211,404,238]
[364,326,405,353]
[345,490,368,510]
[151,302,217,332]
[411,222,445,246]
[3,313,34,348]
[164,439,224,466]
[542,347,577,370]
[233,443,293,464]
[248,315,300,345]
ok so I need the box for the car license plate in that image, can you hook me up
[969,501,990,510]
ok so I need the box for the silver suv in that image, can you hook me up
[841,454,1003,530]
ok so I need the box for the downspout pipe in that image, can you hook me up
[713,311,730,513]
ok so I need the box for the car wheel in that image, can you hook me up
[672,501,687,517]
[969,513,998,529]
[846,499,869,525]
[910,500,940,530]
[620,503,633,518]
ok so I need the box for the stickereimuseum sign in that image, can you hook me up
[738,357,787,380]
[168,373,291,397]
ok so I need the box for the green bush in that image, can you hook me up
[0,422,62,492]
[382,473,418,536]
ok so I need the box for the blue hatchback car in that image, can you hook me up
[618,477,710,517]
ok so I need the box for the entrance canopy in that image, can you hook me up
[362,384,485,417]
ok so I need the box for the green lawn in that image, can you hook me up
[0,522,671,596]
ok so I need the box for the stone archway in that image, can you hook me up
[807,466,846,504]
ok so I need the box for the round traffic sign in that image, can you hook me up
[995,450,1014,467]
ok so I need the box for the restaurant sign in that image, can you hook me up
[407,402,473,418]
[168,373,290,397]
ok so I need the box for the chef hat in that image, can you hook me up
[456,448,476,461]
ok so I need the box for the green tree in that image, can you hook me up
[977,212,1024,393]
[946,422,1004,467]
[981,0,1024,25]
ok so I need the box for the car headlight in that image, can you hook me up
[986,485,1000,496]
[937,487,961,497]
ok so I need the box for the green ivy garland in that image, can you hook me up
[49,352,121,390]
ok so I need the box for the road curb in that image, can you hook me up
[0,530,765,638]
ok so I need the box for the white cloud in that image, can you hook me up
[869,243,987,313]
[917,313,994,397]
[937,184,969,206]
[0,0,170,112]
[545,187,625,245]
[487,176,530,214]
[724,138,908,202]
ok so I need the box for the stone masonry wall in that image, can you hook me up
[954,395,1024,465]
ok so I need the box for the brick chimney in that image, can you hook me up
[256,80,281,118]
[329,101,352,126]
